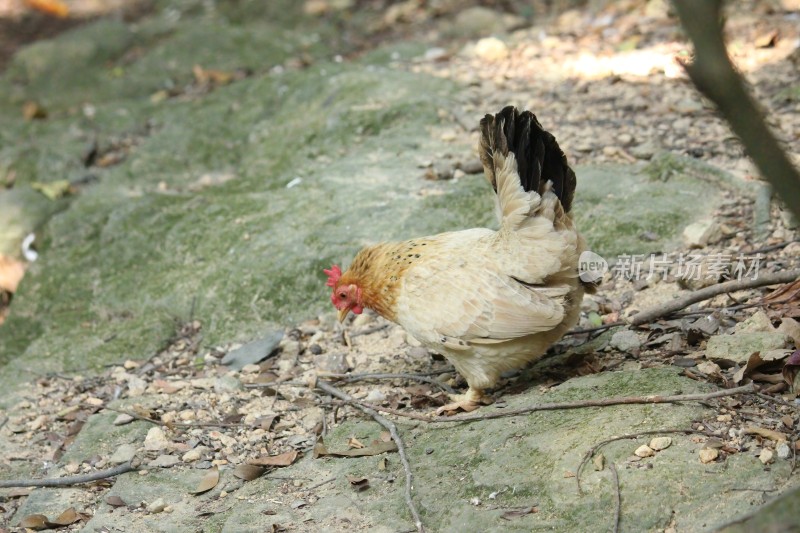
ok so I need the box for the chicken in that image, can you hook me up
[325,106,590,414]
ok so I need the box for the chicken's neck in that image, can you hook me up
[343,240,428,323]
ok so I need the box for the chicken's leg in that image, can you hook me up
[435,387,493,416]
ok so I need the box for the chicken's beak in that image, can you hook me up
[337,307,351,323]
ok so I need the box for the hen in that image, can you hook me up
[325,106,590,414]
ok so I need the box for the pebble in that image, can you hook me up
[309,344,323,355]
[149,454,180,468]
[759,448,775,465]
[425,448,434,455]
[123,359,140,369]
[214,375,243,393]
[610,330,641,353]
[113,414,135,426]
[146,498,166,514]
[776,442,791,460]
[683,219,721,248]
[473,37,509,61]
[240,363,261,373]
[406,347,429,359]
[182,448,204,463]
[649,437,672,451]
[365,390,386,403]
[109,443,137,465]
[634,445,655,458]
[64,462,80,474]
[144,427,171,451]
[699,447,719,464]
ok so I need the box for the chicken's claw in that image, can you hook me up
[434,388,492,416]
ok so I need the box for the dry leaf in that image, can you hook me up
[347,437,365,449]
[191,466,220,494]
[31,180,72,201]
[18,514,49,530]
[105,495,127,507]
[233,464,265,481]
[733,350,792,383]
[743,426,788,442]
[379,431,392,442]
[313,438,397,458]
[783,350,800,392]
[22,100,48,120]
[24,0,69,17]
[346,475,370,492]
[248,450,298,467]
[778,318,800,346]
[50,507,81,526]
[501,506,538,520]
[754,30,778,48]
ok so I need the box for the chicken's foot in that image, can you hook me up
[435,387,492,416]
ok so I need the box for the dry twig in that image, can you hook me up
[315,379,425,533]
[0,461,136,488]
[629,270,800,326]
[341,383,756,424]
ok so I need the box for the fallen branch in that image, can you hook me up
[341,383,756,424]
[315,379,424,533]
[0,461,136,489]
[629,270,800,326]
[672,0,800,222]
[610,462,621,533]
[565,321,625,336]
[576,428,712,493]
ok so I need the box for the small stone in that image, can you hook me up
[699,447,719,464]
[473,37,509,61]
[214,375,243,392]
[610,330,641,353]
[759,448,775,465]
[617,133,634,146]
[365,390,386,403]
[149,454,180,468]
[593,454,605,471]
[635,445,655,458]
[109,443,137,465]
[469,497,481,506]
[179,410,196,421]
[64,462,80,474]
[696,361,722,376]
[144,427,171,451]
[776,442,791,460]
[425,448,434,455]
[182,448,204,463]
[123,360,140,369]
[309,344,323,355]
[146,498,166,514]
[630,141,657,160]
[113,414,135,426]
[683,219,721,248]
[717,414,732,422]
[406,347,428,359]
[649,437,672,451]
[85,397,104,407]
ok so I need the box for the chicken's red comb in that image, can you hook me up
[324,265,342,287]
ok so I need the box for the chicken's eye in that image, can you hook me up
[339,292,347,299]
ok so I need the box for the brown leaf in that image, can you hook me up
[733,350,792,384]
[501,506,538,520]
[233,464,265,481]
[24,0,69,17]
[744,426,788,442]
[378,457,388,471]
[191,466,220,494]
[50,507,81,526]
[379,431,392,443]
[248,450,298,467]
[346,475,370,492]
[781,415,794,429]
[313,438,398,458]
[18,514,49,530]
[105,495,127,507]
[783,350,800,392]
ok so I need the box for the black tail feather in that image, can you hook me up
[479,106,576,213]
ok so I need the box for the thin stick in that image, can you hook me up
[341,383,756,424]
[305,476,336,491]
[329,372,457,394]
[315,380,424,533]
[610,463,620,533]
[629,270,800,326]
[565,321,625,336]
[0,461,136,488]
[576,428,712,493]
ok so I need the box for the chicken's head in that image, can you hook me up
[324,264,363,322]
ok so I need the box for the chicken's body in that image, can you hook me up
[326,106,589,413]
